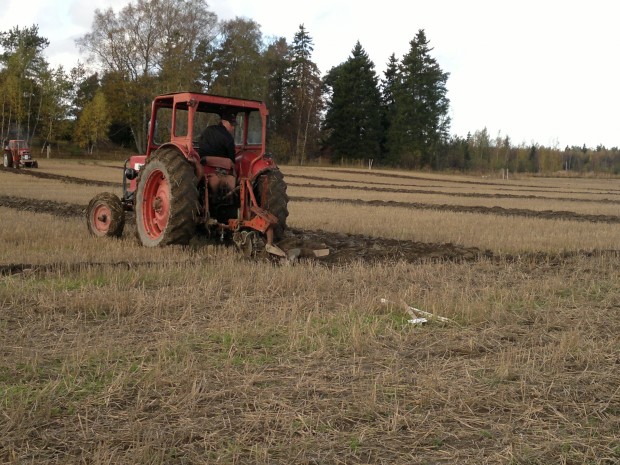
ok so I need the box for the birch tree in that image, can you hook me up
[76,0,217,152]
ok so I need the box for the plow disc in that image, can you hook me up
[232,230,290,259]
[231,229,329,262]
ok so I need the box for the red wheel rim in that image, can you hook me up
[141,169,170,240]
[92,203,111,234]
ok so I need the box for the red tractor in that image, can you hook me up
[3,139,38,168]
[86,92,289,257]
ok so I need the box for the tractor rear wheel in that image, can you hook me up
[135,148,198,247]
[86,192,125,238]
[256,170,289,240]
[3,153,12,168]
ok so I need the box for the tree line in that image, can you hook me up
[441,129,620,174]
[1,0,618,174]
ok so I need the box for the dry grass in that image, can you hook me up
[288,184,620,216]
[2,243,619,464]
[286,176,620,203]
[283,165,620,194]
[0,172,118,204]
[1,161,619,464]
[0,208,203,265]
[35,158,127,183]
[288,202,620,253]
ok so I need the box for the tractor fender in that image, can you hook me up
[148,142,194,161]
[126,143,192,194]
[236,151,278,181]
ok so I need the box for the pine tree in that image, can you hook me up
[323,41,382,161]
[264,37,289,123]
[387,29,450,168]
[282,24,322,164]
[380,53,400,163]
[263,37,292,161]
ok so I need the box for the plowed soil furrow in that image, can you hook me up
[288,182,620,204]
[286,173,446,188]
[290,195,620,224]
[4,166,618,198]
[288,172,620,196]
[2,194,618,270]
[0,166,122,187]
[0,194,85,217]
[4,191,617,225]
[286,173,620,195]
[2,233,617,277]
[0,260,182,277]
[0,194,488,265]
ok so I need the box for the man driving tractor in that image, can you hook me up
[193,110,238,203]
[197,110,237,162]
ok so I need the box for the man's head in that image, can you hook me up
[220,110,237,132]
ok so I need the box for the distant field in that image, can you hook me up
[1,160,619,464]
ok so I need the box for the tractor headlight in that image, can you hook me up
[124,168,139,180]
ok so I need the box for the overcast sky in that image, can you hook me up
[1,0,619,149]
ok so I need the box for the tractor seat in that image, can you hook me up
[203,156,234,171]
[204,156,236,194]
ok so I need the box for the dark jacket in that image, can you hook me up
[198,124,235,162]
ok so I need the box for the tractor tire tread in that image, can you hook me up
[135,148,198,246]
[260,170,289,240]
[86,192,125,238]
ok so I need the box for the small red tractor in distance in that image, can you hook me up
[86,92,289,257]
[3,139,38,168]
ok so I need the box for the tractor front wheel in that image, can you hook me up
[135,148,198,247]
[86,192,125,238]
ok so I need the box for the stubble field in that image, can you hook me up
[1,160,619,464]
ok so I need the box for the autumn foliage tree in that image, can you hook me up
[76,0,217,152]
[208,17,267,99]
[74,91,110,154]
[0,25,70,145]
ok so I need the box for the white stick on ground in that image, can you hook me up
[380,298,454,324]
